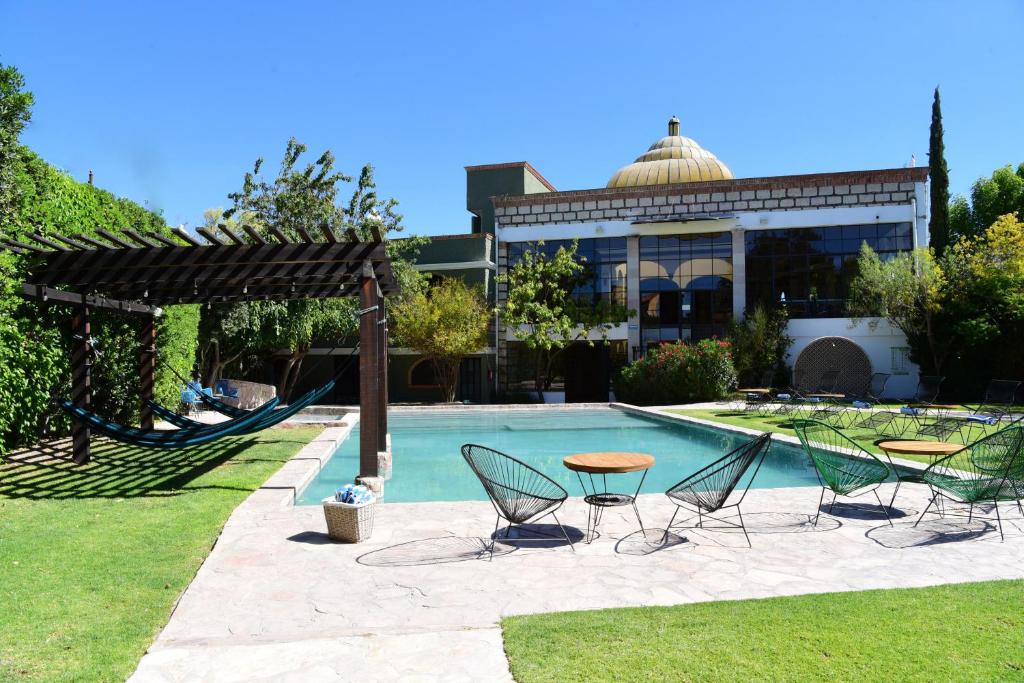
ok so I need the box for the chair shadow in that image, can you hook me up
[356,536,517,566]
[492,523,586,549]
[866,518,996,548]
[615,529,690,556]
[821,501,911,522]
[740,511,842,534]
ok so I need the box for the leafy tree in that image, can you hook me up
[497,240,630,399]
[928,87,951,255]
[726,303,792,386]
[949,163,1024,239]
[940,213,1024,386]
[390,277,490,402]
[0,63,33,222]
[848,244,948,374]
[209,139,419,399]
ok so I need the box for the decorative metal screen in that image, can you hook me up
[794,337,872,396]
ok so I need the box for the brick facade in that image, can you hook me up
[492,168,928,227]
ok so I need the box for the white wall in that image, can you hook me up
[786,318,918,397]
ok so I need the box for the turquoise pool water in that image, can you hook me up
[296,408,820,504]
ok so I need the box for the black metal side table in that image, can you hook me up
[563,452,655,543]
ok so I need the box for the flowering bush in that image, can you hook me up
[614,338,737,406]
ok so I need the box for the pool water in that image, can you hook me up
[296,408,821,504]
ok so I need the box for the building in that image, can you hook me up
[482,116,930,400]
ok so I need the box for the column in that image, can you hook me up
[626,236,641,358]
[376,295,388,448]
[731,228,747,321]
[70,303,92,464]
[358,261,380,478]
[139,315,156,430]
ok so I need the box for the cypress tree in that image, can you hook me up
[928,87,950,254]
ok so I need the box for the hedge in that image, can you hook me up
[0,146,199,454]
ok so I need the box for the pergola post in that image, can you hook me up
[358,260,380,478]
[377,294,388,448]
[139,315,156,430]
[70,301,92,464]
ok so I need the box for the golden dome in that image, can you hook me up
[607,116,733,188]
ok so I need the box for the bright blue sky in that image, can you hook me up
[3,2,1022,236]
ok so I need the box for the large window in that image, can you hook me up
[506,237,627,309]
[745,223,913,318]
[639,232,733,345]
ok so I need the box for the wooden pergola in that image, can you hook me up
[2,225,395,472]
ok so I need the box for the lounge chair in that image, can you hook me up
[662,432,773,547]
[822,372,891,429]
[917,379,1021,443]
[741,370,776,415]
[461,444,574,557]
[914,425,1024,541]
[793,419,895,526]
[855,375,944,437]
[797,369,841,419]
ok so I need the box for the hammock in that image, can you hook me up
[146,380,337,434]
[59,396,280,449]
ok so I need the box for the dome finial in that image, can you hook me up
[668,115,680,136]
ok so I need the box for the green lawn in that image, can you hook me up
[0,427,319,682]
[503,580,1024,682]
[666,408,997,465]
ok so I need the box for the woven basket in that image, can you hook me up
[322,497,376,543]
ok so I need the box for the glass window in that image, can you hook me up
[639,231,732,343]
[744,222,914,319]
[507,237,628,311]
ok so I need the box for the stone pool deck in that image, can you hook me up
[131,477,1024,681]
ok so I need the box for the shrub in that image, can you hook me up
[726,304,793,387]
[614,339,737,406]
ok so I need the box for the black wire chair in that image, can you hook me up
[662,432,773,547]
[856,374,944,436]
[741,370,776,416]
[797,369,841,419]
[461,444,574,557]
[914,425,1024,541]
[917,379,1022,443]
[820,372,891,429]
[772,369,810,417]
[793,419,896,526]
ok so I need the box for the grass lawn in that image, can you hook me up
[666,408,999,465]
[0,427,319,682]
[503,580,1024,682]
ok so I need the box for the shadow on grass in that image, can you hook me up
[0,434,287,500]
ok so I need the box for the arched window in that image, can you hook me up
[408,358,439,388]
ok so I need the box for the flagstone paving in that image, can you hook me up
[130,476,1024,682]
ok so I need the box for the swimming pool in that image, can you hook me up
[297,408,820,504]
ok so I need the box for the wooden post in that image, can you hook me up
[139,315,156,430]
[377,293,388,448]
[70,302,92,464]
[358,261,380,477]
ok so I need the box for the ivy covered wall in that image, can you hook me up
[0,146,199,454]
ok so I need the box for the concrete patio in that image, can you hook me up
[131,477,1024,682]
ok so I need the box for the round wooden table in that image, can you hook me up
[737,387,772,394]
[878,440,962,460]
[563,452,655,543]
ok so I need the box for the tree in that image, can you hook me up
[390,278,490,402]
[929,87,951,255]
[497,241,630,399]
[726,303,792,386]
[209,139,418,399]
[940,213,1024,384]
[949,163,1024,239]
[847,244,948,374]
[0,63,33,223]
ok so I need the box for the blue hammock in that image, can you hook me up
[197,391,250,418]
[59,396,280,449]
[147,380,336,434]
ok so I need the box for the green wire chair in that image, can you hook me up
[914,425,1024,541]
[793,419,896,526]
